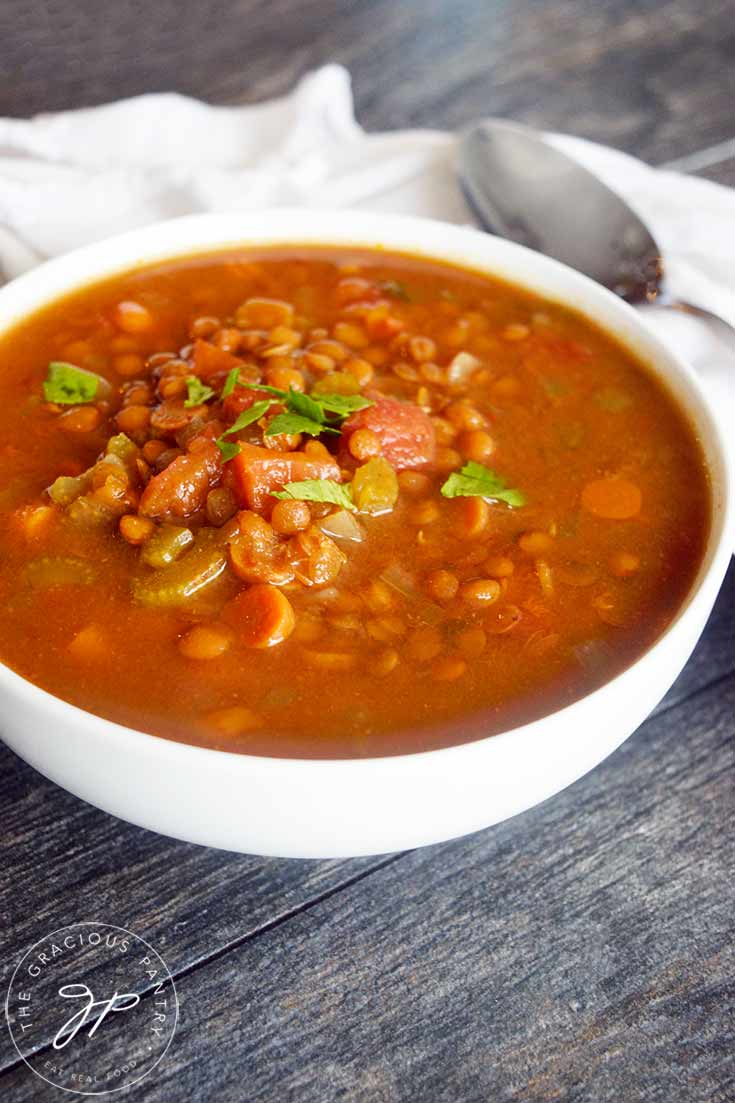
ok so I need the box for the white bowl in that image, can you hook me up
[0,210,732,858]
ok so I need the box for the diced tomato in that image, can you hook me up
[185,421,224,448]
[192,339,244,381]
[230,442,341,514]
[340,394,435,470]
[221,584,296,649]
[222,386,279,424]
[139,440,222,520]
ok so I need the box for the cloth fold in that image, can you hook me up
[0,63,732,419]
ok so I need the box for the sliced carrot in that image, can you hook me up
[581,477,642,520]
[139,440,222,520]
[222,583,295,648]
[192,338,244,381]
[230,442,341,513]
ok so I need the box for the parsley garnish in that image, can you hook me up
[224,400,274,435]
[265,390,338,438]
[287,390,327,423]
[238,383,372,438]
[312,393,373,417]
[215,399,275,459]
[440,461,526,507]
[221,367,241,398]
[272,479,356,511]
[43,362,99,405]
[239,383,290,398]
[214,383,375,458]
[184,376,215,407]
[265,412,339,438]
[216,439,241,462]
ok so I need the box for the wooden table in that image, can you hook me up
[1,2,733,1099]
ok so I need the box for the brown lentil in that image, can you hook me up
[271,499,311,535]
[460,578,502,608]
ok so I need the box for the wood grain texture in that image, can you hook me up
[4,673,732,1102]
[1,0,735,165]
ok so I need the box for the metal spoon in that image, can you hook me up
[458,118,735,339]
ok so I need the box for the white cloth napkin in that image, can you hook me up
[0,63,732,421]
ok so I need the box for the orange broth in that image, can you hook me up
[0,249,710,757]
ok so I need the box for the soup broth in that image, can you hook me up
[0,249,710,757]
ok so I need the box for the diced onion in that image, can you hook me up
[317,510,365,543]
[446,351,482,384]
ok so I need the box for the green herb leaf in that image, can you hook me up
[273,479,356,511]
[215,398,276,460]
[222,399,275,437]
[221,367,241,398]
[184,376,215,407]
[239,382,288,398]
[43,362,99,405]
[440,461,526,508]
[265,412,339,438]
[216,438,241,462]
[286,389,326,424]
[240,383,329,437]
[239,382,373,434]
[313,393,374,417]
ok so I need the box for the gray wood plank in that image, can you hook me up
[4,672,731,1102]
[1,0,735,166]
[0,787,388,1067]
[650,560,734,715]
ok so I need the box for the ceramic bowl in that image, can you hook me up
[0,210,731,857]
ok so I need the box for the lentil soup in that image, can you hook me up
[0,249,710,757]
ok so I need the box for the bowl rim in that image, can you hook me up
[0,207,732,774]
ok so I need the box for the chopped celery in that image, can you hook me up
[26,557,97,588]
[351,457,399,515]
[132,529,228,608]
[141,525,194,568]
[104,433,139,475]
[47,473,92,506]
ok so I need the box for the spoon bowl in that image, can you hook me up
[459,119,735,342]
